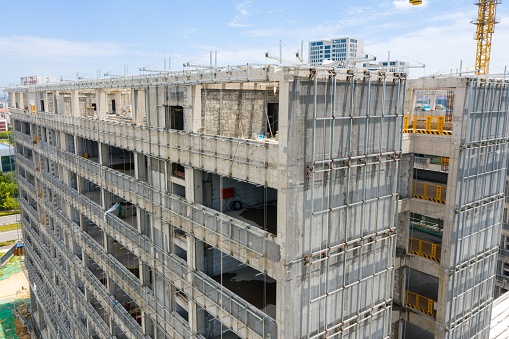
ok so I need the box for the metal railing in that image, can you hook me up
[26,184,196,339]
[12,110,279,187]
[23,238,91,338]
[408,237,442,263]
[17,161,277,339]
[14,131,280,264]
[412,180,447,204]
[404,291,437,317]
[403,115,453,135]
[0,242,18,266]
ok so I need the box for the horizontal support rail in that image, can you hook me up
[404,290,437,318]
[408,237,442,263]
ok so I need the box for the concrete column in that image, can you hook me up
[134,153,147,182]
[188,239,205,335]
[9,93,16,109]
[71,90,80,117]
[130,88,136,119]
[98,143,109,167]
[185,168,202,204]
[133,89,146,126]
[114,91,122,114]
[430,93,437,112]
[18,92,25,111]
[56,92,65,115]
[191,85,202,132]
[95,90,107,120]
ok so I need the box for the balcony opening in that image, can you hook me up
[110,238,140,280]
[404,269,438,318]
[402,320,434,339]
[108,146,135,177]
[81,177,101,205]
[84,217,104,248]
[87,257,108,288]
[201,244,276,319]
[171,182,186,198]
[174,243,187,261]
[410,213,443,238]
[171,162,186,180]
[112,283,142,325]
[201,309,241,339]
[412,169,447,204]
[166,105,184,130]
[40,99,45,112]
[89,296,109,326]
[202,173,278,235]
[175,302,188,322]
[78,138,99,163]
[266,103,278,138]
[105,191,137,229]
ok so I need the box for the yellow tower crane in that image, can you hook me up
[472,0,500,74]
[410,0,501,75]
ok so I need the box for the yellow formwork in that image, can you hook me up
[412,181,446,204]
[408,238,441,263]
[404,291,437,317]
[403,115,453,135]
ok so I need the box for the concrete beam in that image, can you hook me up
[402,308,443,336]
[404,255,440,278]
[408,199,448,221]
[411,134,453,157]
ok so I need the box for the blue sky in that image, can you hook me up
[1,0,508,88]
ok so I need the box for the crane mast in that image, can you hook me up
[472,0,500,74]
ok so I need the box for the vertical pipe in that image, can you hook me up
[301,40,304,63]
[279,40,282,64]
[306,70,318,338]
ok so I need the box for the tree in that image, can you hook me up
[0,172,18,210]
[2,194,19,212]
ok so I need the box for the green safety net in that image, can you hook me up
[0,301,17,338]
[0,257,23,282]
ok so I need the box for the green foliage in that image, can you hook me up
[0,172,18,212]
[0,130,13,145]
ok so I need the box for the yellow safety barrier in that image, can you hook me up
[404,291,437,317]
[408,238,441,263]
[440,157,449,171]
[412,181,446,204]
[403,115,452,135]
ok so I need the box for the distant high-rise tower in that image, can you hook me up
[308,37,364,66]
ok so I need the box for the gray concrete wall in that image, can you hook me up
[280,72,405,338]
[200,88,275,138]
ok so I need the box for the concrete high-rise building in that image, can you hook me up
[8,66,509,339]
[362,60,411,73]
[395,78,509,338]
[308,37,364,66]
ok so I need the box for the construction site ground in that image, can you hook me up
[0,256,30,339]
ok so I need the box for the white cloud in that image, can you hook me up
[229,15,253,27]
[229,0,254,27]
[0,35,128,60]
[235,0,252,15]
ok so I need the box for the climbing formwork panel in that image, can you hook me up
[286,70,406,338]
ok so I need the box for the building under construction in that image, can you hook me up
[7,66,509,338]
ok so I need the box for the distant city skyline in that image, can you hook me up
[1,0,509,88]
